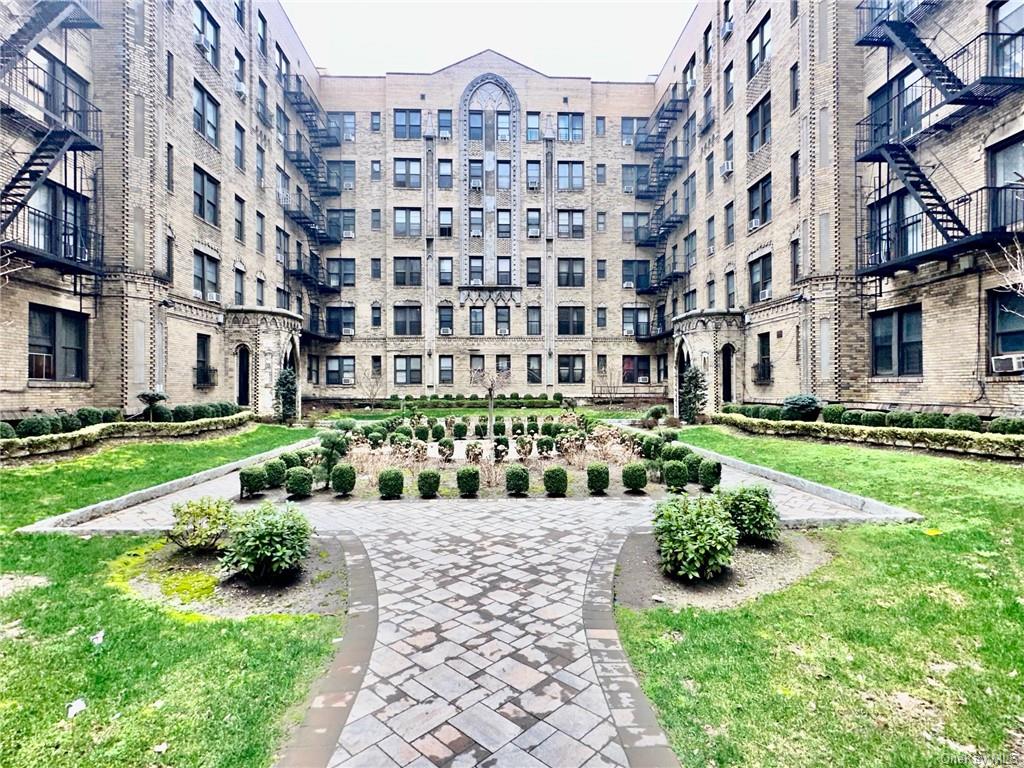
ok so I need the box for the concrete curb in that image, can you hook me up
[17,437,320,534]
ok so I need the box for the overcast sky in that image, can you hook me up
[280,1,697,81]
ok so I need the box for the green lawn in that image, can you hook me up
[618,427,1024,767]
[325,405,648,421]
[0,424,337,768]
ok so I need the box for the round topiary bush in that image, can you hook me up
[278,451,300,469]
[412,425,428,442]
[698,458,722,491]
[335,418,357,432]
[913,412,948,430]
[683,452,703,483]
[239,465,268,498]
[821,404,846,423]
[988,416,1024,435]
[190,404,212,420]
[586,462,609,495]
[172,404,195,423]
[641,434,664,460]
[438,437,455,462]
[653,496,737,580]
[885,410,916,428]
[15,415,51,438]
[430,423,445,441]
[453,422,468,439]
[492,421,506,437]
[860,411,887,427]
[285,466,314,497]
[505,464,530,496]
[263,458,287,488]
[331,463,356,496]
[758,406,783,421]
[660,441,692,462]
[494,435,509,450]
[716,485,779,542]
[0,421,15,439]
[511,421,525,436]
[780,394,822,422]
[219,501,312,582]
[417,469,441,499]
[946,413,982,432]
[58,413,81,433]
[101,408,123,423]
[536,435,555,456]
[622,461,648,492]
[662,460,689,491]
[76,407,103,427]
[367,431,385,448]
[377,468,404,500]
[645,405,668,421]
[840,409,865,426]
[457,466,480,497]
[45,415,63,434]
[543,466,568,497]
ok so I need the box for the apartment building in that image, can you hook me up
[1,0,1021,419]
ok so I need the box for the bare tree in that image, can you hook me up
[469,365,511,437]
[0,247,31,327]
[985,234,1024,318]
[360,367,384,409]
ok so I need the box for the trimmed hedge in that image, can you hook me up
[0,422,14,439]
[622,461,648,491]
[76,407,104,427]
[453,422,468,439]
[913,412,948,430]
[886,410,915,428]
[457,466,480,497]
[860,411,887,427]
[840,409,864,426]
[378,468,404,500]
[654,495,737,581]
[780,394,821,422]
[330,463,356,495]
[505,464,530,496]
[417,469,441,499]
[15,415,50,438]
[285,466,314,497]
[946,413,982,432]
[280,451,301,469]
[989,417,1024,435]
[660,441,692,462]
[173,405,196,423]
[698,458,722,490]
[543,466,568,497]
[239,465,267,498]
[263,458,287,488]
[684,452,703,483]
[586,462,609,494]
[663,460,689,491]
[821,404,845,423]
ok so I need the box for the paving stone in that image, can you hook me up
[449,703,523,753]
[529,729,596,768]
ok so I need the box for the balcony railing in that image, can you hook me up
[0,58,103,149]
[855,33,1024,160]
[856,0,941,46]
[194,366,218,389]
[752,361,773,384]
[635,322,672,341]
[4,206,103,274]
[857,185,1024,276]
[256,99,272,128]
[699,108,715,134]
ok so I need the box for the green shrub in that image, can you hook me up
[660,441,692,462]
[820,404,845,423]
[492,421,506,436]
[280,451,301,469]
[717,485,779,542]
[511,421,525,436]
[220,502,312,581]
[367,431,385,448]
[535,435,554,456]
[239,465,267,498]
[172,404,195,423]
[663,460,689,491]
[840,409,864,426]
[885,410,916,428]
[622,461,648,492]
[505,464,530,496]
[758,406,783,421]
[330,463,356,495]
[543,466,568,497]
[375,468,403,500]
[412,425,428,442]
[335,418,357,432]
[860,411,887,427]
[474,422,488,438]
[46,415,63,434]
[947,413,982,432]
[684,452,703,483]
[553,392,563,403]
[654,496,737,580]
[494,435,509,450]
[430,423,446,441]
[168,496,235,552]
[988,416,1024,435]
[15,415,51,438]
[58,413,81,432]
[457,466,480,497]
[191,404,212,420]
[438,437,455,461]
[586,462,609,494]
[285,466,314,497]
[913,412,948,430]
[453,422,468,439]
[75,407,103,427]
[0,422,14,439]
[101,408,123,423]
[645,405,668,420]
[641,434,664,459]
[263,458,287,488]
[390,434,411,448]
[417,469,441,499]
[698,459,722,490]
[779,394,821,422]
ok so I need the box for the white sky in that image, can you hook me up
[280,0,697,81]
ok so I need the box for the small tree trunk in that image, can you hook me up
[487,387,494,437]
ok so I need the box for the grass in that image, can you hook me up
[617,426,1024,767]
[0,424,316,533]
[323,405,649,421]
[0,424,337,768]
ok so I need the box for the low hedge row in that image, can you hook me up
[713,413,1024,458]
[723,403,1024,435]
[1,411,254,459]
[6,407,124,439]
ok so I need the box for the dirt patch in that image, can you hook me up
[0,574,50,599]
[116,538,347,619]
[614,530,830,611]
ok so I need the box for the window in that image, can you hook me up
[527,306,542,335]
[595,164,606,185]
[526,112,540,141]
[497,256,512,285]
[233,123,244,169]
[165,51,175,98]
[596,212,606,233]
[749,174,772,225]
[468,110,483,140]
[496,111,511,141]
[703,23,713,63]
[195,333,213,388]
[470,355,484,373]
[557,306,585,335]
[393,257,422,286]
[256,11,266,55]
[622,212,649,242]
[469,208,483,237]
[557,161,584,191]
[253,277,263,306]
[192,82,219,145]
[621,117,643,144]
[255,212,265,252]
[749,253,773,303]
[597,355,608,375]
[755,332,772,381]
[557,259,585,287]
[724,132,734,163]
[469,306,484,335]
[371,160,381,181]
[438,304,454,333]
[872,305,922,376]
[438,355,454,385]
[393,305,422,335]
[193,1,220,68]
[393,208,422,237]
[497,210,511,238]
[438,109,452,136]
[469,160,484,189]
[192,166,219,224]
[790,151,800,198]
[394,356,422,385]
[990,291,1024,357]
[527,208,541,235]
[27,305,87,381]
[790,63,800,110]
[438,159,453,189]
[438,257,453,286]
[438,208,453,238]
[275,227,288,264]
[558,112,584,142]
[307,354,320,385]
[275,106,288,145]
[192,250,219,298]
[371,305,381,326]
[748,95,771,152]
[341,258,356,287]
[558,210,584,238]
[747,12,772,80]
[684,289,697,312]
[233,196,244,241]
[325,356,355,386]
[255,145,264,185]
[393,158,421,188]
[725,202,735,244]
[526,161,541,189]
[233,49,245,87]
[527,258,541,286]
[495,306,511,334]
[371,209,381,230]
[232,268,244,304]
[790,239,801,281]
[370,258,381,280]
[469,256,484,283]
[371,112,381,131]
[622,260,650,289]
[622,307,650,336]
[275,288,289,309]
[707,280,716,308]
[557,355,585,384]
[393,109,421,139]
[497,161,511,189]
[338,111,356,140]
[596,307,607,328]
[527,354,542,384]
[165,144,174,190]
[705,152,715,194]
[274,44,288,83]
[622,355,651,384]
[726,271,736,308]
[707,216,716,251]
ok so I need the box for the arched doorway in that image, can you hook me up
[236,345,251,407]
[721,344,735,404]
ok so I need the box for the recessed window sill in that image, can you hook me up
[28,380,92,388]
[867,376,924,384]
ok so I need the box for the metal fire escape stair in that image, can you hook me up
[878,143,970,242]
[0,1,99,80]
[0,128,76,233]
[880,21,970,102]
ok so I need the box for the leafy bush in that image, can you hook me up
[0,422,14,439]
[465,441,484,463]
[586,462,609,494]
[543,466,568,497]
[15,415,50,438]
[377,468,404,500]
[717,485,779,542]
[622,461,648,491]
[663,460,689,491]
[780,394,822,422]
[821,404,845,423]
[168,496,235,552]
[438,437,455,461]
[76,407,103,427]
[417,469,441,499]
[758,406,782,421]
[505,464,530,496]
[172,404,195,423]
[492,421,506,436]
[280,451,301,469]
[654,496,737,580]
[330,463,356,495]
[840,409,864,426]
[646,405,668,420]
[192,404,213,420]
[913,412,948,430]
[318,432,349,475]
[698,459,722,490]
[46,415,63,434]
[641,434,664,460]
[474,422,488,438]
[453,422,468,439]
[413,425,429,442]
[220,502,312,581]
[536,436,555,456]
[101,408,123,423]
[367,431,385,448]
[660,441,692,462]
[151,404,173,423]
[988,416,1024,435]
[553,392,563,403]
[684,452,703,483]
[457,466,480,497]
[335,418,357,432]
[285,466,314,497]
[263,458,287,488]
[431,423,446,441]
[947,413,982,432]
[886,410,916,428]
[239,465,267,498]
[511,421,525,436]
[138,391,168,420]
[857,411,885,427]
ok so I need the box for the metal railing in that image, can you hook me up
[856,0,940,44]
[0,58,102,147]
[255,99,272,128]
[4,206,103,271]
[752,361,773,384]
[194,366,218,389]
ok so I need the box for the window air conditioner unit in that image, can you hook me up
[721,20,734,38]
[470,229,483,238]
[342,375,355,385]
[991,354,1024,373]
[470,179,483,190]
[341,327,355,336]
[623,328,635,336]
[234,81,247,99]
[748,218,761,231]
[759,288,772,301]
[470,278,483,286]
[192,289,204,299]
[194,33,210,53]
[207,291,221,302]
[497,130,510,142]
[342,181,354,191]
[527,180,540,190]
[623,185,634,194]
[438,129,451,140]
[257,177,266,189]
[439,327,453,336]
[708,245,715,255]
[343,132,355,142]
[342,230,355,239]
[623,281,635,289]
[623,136,634,146]
[686,77,697,93]
[637,376,650,384]
[528,227,541,238]
[720,160,734,177]
[497,329,509,336]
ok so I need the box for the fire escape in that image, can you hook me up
[281,73,343,343]
[854,0,1024,277]
[0,0,103,276]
